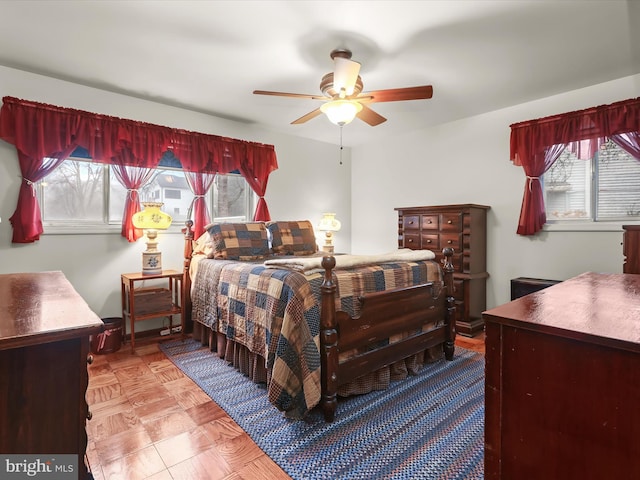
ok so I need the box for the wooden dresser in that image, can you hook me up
[483,273,640,479]
[622,224,640,273]
[395,204,489,336]
[0,271,102,479]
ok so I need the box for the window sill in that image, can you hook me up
[543,221,640,232]
[41,224,187,235]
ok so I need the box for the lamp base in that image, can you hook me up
[321,245,335,254]
[141,251,162,275]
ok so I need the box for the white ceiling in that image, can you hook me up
[1,1,639,147]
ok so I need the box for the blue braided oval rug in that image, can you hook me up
[160,338,484,480]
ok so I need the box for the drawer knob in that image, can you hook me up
[447,220,453,224]
[447,240,453,244]
[426,239,432,243]
[408,238,414,243]
[87,354,94,365]
[409,220,414,225]
[87,410,92,421]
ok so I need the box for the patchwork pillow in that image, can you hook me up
[205,222,270,261]
[267,220,318,256]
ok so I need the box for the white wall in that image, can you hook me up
[2,64,639,326]
[351,73,640,310]
[0,65,351,326]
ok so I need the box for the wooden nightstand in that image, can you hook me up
[121,270,183,353]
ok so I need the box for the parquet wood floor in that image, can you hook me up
[86,333,485,479]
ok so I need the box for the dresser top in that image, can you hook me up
[395,204,490,212]
[0,271,103,350]
[483,272,640,352]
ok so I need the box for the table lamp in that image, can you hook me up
[132,202,172,275]
[317,212,341,253]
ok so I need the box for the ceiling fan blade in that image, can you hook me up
[253,90,328,100]
[359,85,433,103]
[333,57,361,97]
[357,104,387,126]
[291,108,323,125]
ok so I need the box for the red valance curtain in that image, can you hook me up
[510,97,640,235]
[111,165,156,242]
[239,143,278,222]
[10,150,74,243]
[610,131,640,159]
[0,96,278,243]
[184,171,216,240]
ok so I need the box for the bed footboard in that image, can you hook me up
[319,248,456,422]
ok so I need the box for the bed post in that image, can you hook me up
[320,255,338,422]
[442,247,456,360]
[182,220,194,334]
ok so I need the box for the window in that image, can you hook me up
[543,139,640,223]
[38,157,255,231]
[41,160,107,223]
[211,173,250,221]
[164,189,181,200]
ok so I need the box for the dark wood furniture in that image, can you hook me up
[121,270,183,353]
[622,224,640,273]
[510,276,561,300]
[483,272,640,480]
[395,204,489,337]
[0,271,102,479]
[182,222,457,422]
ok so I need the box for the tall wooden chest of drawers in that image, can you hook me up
[0,271,103,479]
[622,224,640,273]
[395,204,489,337]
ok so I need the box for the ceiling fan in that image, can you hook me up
[253,49,433,127]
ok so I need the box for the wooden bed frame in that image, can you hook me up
[182,221,456,422]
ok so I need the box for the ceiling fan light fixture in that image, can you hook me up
[320,100,363,126]
[253,49,432,127]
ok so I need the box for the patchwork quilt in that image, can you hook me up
[191,257,443,419]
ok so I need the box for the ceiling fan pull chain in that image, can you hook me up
[339,125,344,165]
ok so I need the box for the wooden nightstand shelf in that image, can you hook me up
[121,270,183,352]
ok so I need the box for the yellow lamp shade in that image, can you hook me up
[317,212,341,233]
[317,213,341,253]
[132,202,172,231]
